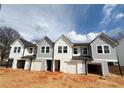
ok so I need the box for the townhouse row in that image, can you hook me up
[8,32,118,76]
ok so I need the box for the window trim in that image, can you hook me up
[17,47,21,53]
[29,48,33,54]
[58,46,62,53]
[82,47,88,55]
[41,46,45,53]
[46,46,50,53]
[73,47,78,54]
[96,44,111,55]
[14,47,17,53]
[63,46,68,53]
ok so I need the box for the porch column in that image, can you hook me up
[101,61,109,76]
[60,60,65,72]
[52,60,55,72]
[24,59,31,70]
[12,59,17,69]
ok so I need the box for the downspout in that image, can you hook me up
[116,46,123,77]
[22,47,25,57]
[52,44,54,72]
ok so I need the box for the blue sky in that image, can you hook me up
[0,4,124,42]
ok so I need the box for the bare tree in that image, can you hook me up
[0,26,20,61]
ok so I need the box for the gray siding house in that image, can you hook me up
[31,36,54,71]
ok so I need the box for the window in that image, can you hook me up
[97,46,103,53]
[104,46,110,53]
[41,46,45,53]
[83,48,88,54]
[73,48,78,54]
[58,46,62,53]
[29,48,33,53]
[14,47,17,53]
[63,46,67,53]
[17,47,21,53]
[46,46,50,53]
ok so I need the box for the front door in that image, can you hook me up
[55,60,60,71]
[47,60,52,71]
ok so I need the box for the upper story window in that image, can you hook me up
[29,48,33,53]
[83,48,88,54]
[58,46,62,53]
[63,46,67,53]
[104,45,110,54]
[17,47,21,53]
[73,48,78,54]
[97,45,110,54]
[14,47,17,53]
[41,46,45,53]
[97,46,103,53]
[46,46,50,53]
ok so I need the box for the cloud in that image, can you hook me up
[100,4,118,25]
[115,13,124,19]
[66,31,99,43]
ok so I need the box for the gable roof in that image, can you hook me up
[90,32,118,45]
[10,37,36,47]
[19,38,36,47]
[55,34,73,47]
[37,36,54,47]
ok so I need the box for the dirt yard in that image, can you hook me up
[0,67,124,88]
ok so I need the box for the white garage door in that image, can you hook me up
[65,62,77,74]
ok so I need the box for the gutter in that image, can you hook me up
[52,44,54,72]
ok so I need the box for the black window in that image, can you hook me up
[97,46,103,53]
[14,47,17,53]
[58,46,62,53]
[17,47,21,53]
[29,48,33,53]
[83,48,88,54]
[41,46,45,53]
[63,46,67,53]
[46,46,50,53]
[104,46,110,53]
[73,48,78,54]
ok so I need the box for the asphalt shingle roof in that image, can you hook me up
[19,38,36,47]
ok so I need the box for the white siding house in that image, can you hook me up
[9,38,36,70]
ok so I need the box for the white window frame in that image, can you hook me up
[29,48,33,54]
[41,46,45,53]
[96,44,111,55]
[82,47,88,55]
[63,46,68,53]
[58,46,62,53]
[46,46,50,53]
[73,47,78,54]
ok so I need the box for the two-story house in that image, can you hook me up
[52,33,118,76]
[9,38,36,70]
[9,32,118,76]
[31,36,54,71]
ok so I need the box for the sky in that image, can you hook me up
[0,4,124,43]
